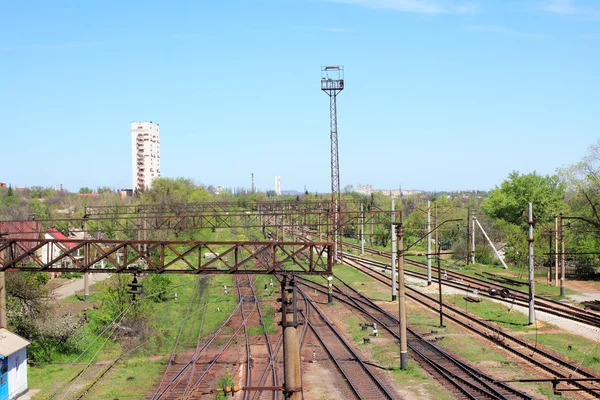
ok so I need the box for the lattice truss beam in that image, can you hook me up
[0,239,332,275]
[0,209,391,237]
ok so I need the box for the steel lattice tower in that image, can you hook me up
[321,66,344,262]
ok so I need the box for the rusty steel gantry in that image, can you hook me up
[321,66,344,263]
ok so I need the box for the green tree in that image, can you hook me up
[481,171,566,226]
[79,187,93,194]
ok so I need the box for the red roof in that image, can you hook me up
[78,193,100,197]
[46,228,77,249]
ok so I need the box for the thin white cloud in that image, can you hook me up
[540,0,600,18]
[467,24,544,39]
[33,42,100,50]
[326,0,478,14]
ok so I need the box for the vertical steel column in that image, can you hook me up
[528,203,536,325]
[427,200,432,286]
[329,91,341,263]
[391,200,397,301]
[281,276,301,399]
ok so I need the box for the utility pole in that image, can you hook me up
[528,203,535,325]
[437,247,444,327]
[84,219,90,302]
[427,200,432,286]
[395,213,408,370]
[466,207,470,265]
[0,241,10,328]
[560,213,565,296]
[0,271,5,329]
[360,203,364,255]
[555,216,559,287]
[281,276,301,399]
[391,200,397,300]
[471,211,476,264]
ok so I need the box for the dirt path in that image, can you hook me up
[53,273,111,299]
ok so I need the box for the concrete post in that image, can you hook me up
[528,203,536,325]
[396,214,408,370]
[281,277,301,399]
[560,213,565,296]
[555,216,559,287]
[84,220,90,302]
[427,200,432,286]
[391,200,397,301]
[360,203,364,255]
[471,212,476,264]
[437,250,444,327]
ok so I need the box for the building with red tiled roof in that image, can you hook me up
[40,228,81,277]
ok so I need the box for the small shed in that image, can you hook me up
[0,329,30,399]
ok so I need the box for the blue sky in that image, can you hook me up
[1,0,598,193]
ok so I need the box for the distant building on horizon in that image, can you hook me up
[131,122,160,192]
[275,176,281,196]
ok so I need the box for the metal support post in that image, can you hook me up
[437,249,444,328]
[528,203,536,325]
[0,272,6,329]
[555,216,559,287]
[281,276,301,399]
[560,213,565,296]
[395,214,408,370]
[360,203,364,255]
[84,220,90,301]
[427,200,432,286]
[391,200,397,300]
[466,207,470,265]
[471,211,476,264]
[327,276,333,304]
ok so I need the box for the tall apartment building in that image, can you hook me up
[131,122,160,191]
[275,176,281,196]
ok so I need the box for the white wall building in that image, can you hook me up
[275,176,281,196]
[131,122,161,191]
[0,328,30,399]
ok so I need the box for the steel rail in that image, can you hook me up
[345,257,600,398]
[299,288,397,400]
[296,276,532,400]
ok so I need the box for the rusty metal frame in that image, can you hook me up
[0,208,391,237]
[0,239,333,275]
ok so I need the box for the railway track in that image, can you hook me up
[344,255,600,398]
[298,287,399,399]
[149,274,266,399]
[297,276,534,400]
[342,241,600,329]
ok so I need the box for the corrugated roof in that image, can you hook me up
[0,328,30,357]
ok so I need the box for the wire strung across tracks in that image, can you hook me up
[342,241,600,329]
[344,254,600,398]
[296,275,534,400]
